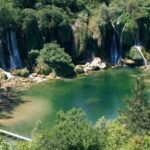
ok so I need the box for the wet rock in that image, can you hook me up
[0,70,7,80]
[124,59,136,65]
[75,57,107,74]
[75,65,85,74]
[32,73,38,77]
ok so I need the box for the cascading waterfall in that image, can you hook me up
[7,30,22,69]
[110,33,119,65]
[7,32,15,69]
[135,31,140,46]
[134,32,147,66]
[71,24,79,58]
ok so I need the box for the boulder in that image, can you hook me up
[32,73,38,77]
[81,57,106,73]
[127,46,143,61]
[0,70,7,80]
[90,57,106,69]
[124,59,136,65]
[100,63,107,69]
[74,65,85,74]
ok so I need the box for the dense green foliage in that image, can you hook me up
[0,138,10,150]
[0,0,150,70]
[35,42,74,76]
[120,77,150,134]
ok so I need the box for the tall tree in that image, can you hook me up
[120,77,150,134]
[12,0,36,8]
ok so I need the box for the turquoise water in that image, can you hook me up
[2,68,143,136]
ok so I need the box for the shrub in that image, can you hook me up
[11,68,30,77]
[35,57,52,75]
[28,49,40,66]
[36,42,75,77]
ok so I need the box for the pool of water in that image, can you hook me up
[1,68,145,136]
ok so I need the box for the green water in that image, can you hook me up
[2,68,144,136]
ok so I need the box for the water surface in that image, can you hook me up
[1,68,144,136]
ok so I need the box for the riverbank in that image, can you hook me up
[0,64,149,90]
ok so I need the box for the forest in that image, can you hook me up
[0,0,150,76]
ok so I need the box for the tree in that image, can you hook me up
[36,42,75,76]
[0,138,11,150]
[120,77,150,134]
[28,49,40,66]
[37,0,86,12]
[12,0,36,8]
[18,108,102,150]
[22,9,42,50]
[106,121,132,150]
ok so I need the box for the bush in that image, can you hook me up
[35,57,52,75]
[36,42,75,77]
[12,0,36,8]
[28,49,40,66]
[11,68,30,77]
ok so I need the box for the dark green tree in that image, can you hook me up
[120,77,150,134]
[36,42,74,76]
[12,0,36,8]
[18,108,102,150]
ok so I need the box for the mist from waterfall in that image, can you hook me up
[134,31,147,66]
[7,30,22,69]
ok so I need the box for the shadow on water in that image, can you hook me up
[0,88,27,120]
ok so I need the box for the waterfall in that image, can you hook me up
[7,32,15,69]
[110,34,119,65]
[7,30,22,69]
[135,31,140,46]
[134,32,147,66]
[71,24,79,58]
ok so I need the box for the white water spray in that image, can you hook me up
[7,30,22,69]
[134,32,147,66]
[110,34,119,64]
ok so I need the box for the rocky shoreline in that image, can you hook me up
[0,56,149,90]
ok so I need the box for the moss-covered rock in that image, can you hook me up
[127,46,149,66]
[127,46,143,61]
